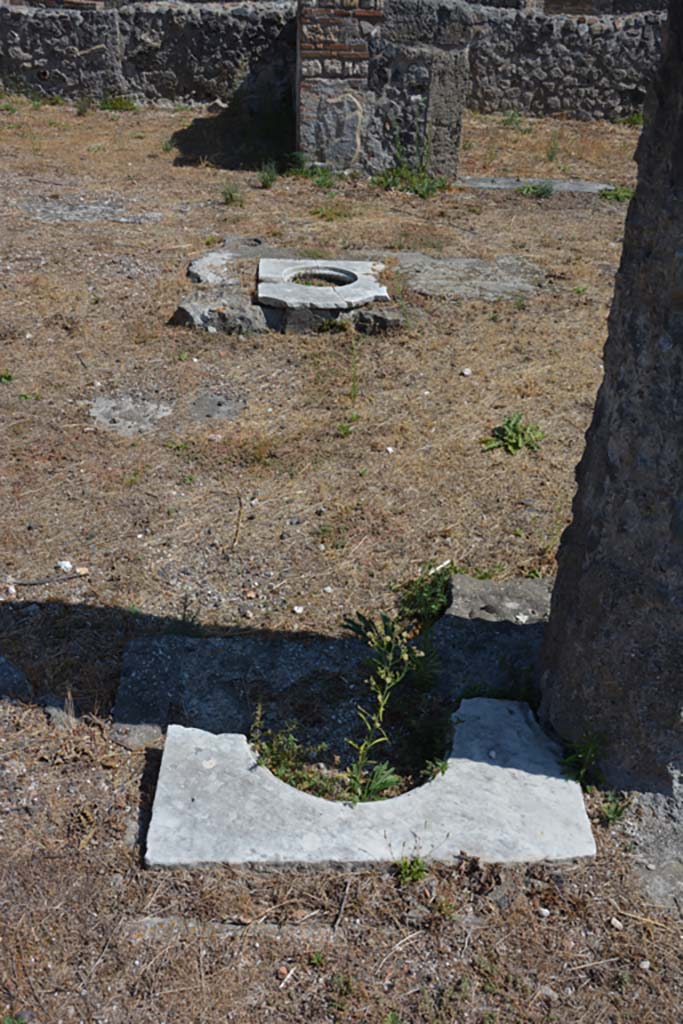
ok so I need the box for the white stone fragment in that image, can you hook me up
[146,699,597,868]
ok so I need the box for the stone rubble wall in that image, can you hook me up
[469,4,665,119]
[0,0,666,123]
[0,1,297,104]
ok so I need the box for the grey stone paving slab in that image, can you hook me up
[111,633,368,750]
[457,175,611,195]
[187,389,246,422]
[187,249,240,287]
[90,394,173,437]
[23,197,162,224]
[431,575,552,702]
[170,288,269,334]
[397,253,544,301]
[145,699,596,867]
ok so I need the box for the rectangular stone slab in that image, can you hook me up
[145,699,596,867]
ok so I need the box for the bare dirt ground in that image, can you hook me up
[1,98,681,1023]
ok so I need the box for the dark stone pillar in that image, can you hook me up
[540,0,683,799]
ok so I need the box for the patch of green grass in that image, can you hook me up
[250,707,349,800]
[394,855,428,884]
[422,757,448,780]
[1,102,18,114]
[317,317,348,334]
[621,111,644,127]
[372,161,447,199]
[161,138,174,153]
[336,412,360,438]
[500,110,531,133]
[221,183,244,207]
[99,95,137,112]
[600,186,635,203]
[385,1013,407,1024]
[286,155,337,190]
[0,371,13,383]
[312,200,352,221]
[310,951,325,968]
[481,412,544,454]
[517,181,554,199]
[561,734,604,788]
[546,130,560,162]
[258,161,278,189]
[515,296,527,311]
[204,235,220,246]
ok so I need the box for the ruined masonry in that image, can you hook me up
[297,0,473,173]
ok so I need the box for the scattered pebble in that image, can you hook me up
[386,446,395,454]
[646,863,656,871]
[292,605,304,615]
[56,559,73,572]
[538,907,550,919]
[323,586,333,594]
[639,960,651,971]
[460,367,472,377]
[488,749,497,759]
[610,916,624,930]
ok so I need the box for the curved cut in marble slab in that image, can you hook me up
[145,699,596,868]
[257,258,389,311]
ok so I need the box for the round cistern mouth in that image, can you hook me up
[284,265,359,287]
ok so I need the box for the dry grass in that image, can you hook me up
[1,97,679,1023]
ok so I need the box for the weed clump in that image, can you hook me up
[372,161,447,199]
[481,412,544,455]
[99,95,137,112]
[600,186,635,203]
[517,182,554,199]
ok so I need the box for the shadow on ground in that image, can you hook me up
[171,31,296,170]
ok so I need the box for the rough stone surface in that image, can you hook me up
[298,0,474,174]
[0,2,665,122]
[111,633,368,750]
[187,390,246,423]
[170,288,269,335]
[0,655,32,703]
[145,699,596,867]
[431,575,552,700]
[187,249,240,287]
[397,252,544,300]
[458,175,611,194]
[89,394,173,436]
[21,197,162,225]
[540,3,683,799]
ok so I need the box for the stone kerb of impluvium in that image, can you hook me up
[296,0,475,175]
[145,698,596,868]
[257,258,389,310]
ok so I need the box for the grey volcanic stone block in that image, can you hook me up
[145,699,596,867]
[397,253,543,301]
[111,634,368,750]
[430,575,552,702]
[170,289,268,335]
[90,394,173,437]
[0,655,32,703]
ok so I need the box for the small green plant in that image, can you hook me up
[546,130,560,162]
[422,757,448,780]
[372,161,447,199]
[162,138,174,153]
[318,317,348,334]
[600,186,635,203]
[600,791,630,826]
[0,371,13,383]
[561,734,604,788]
[75,96,93,116]
[343,612,425,802]
[205,234,220,246]
[500,110,522,130]
[481,412,544,455]
[515,296,527,311]
[621,111,644,127]
[99,95,137,112]
[1,101,17,114]
[310,951,325,968]
[385,1013,407,1024]
[575,285,588,295]
[258,161,278,189]
[286,155,337,190]
[517,182,554,199]
[222,184,244,207]
[250,707,348,800]
[394,855,428,884]
[396,560,452,631]
[312,200,351,221]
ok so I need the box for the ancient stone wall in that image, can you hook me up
[469,5,665,119]
[0,0,666,124]
[0,1,296,104]
[297,0,473,174]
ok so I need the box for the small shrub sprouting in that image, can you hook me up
[600,186,635,203]
[481,412,544,455]
[99,95,137,112]
[621,111,644,127]
[221,183,244,207]
[250,706,348,800]
[258,161,278,189]
[343,612,425,802]
[286,154,337,190]
[394,855,428,884]
[517,181,554,199]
